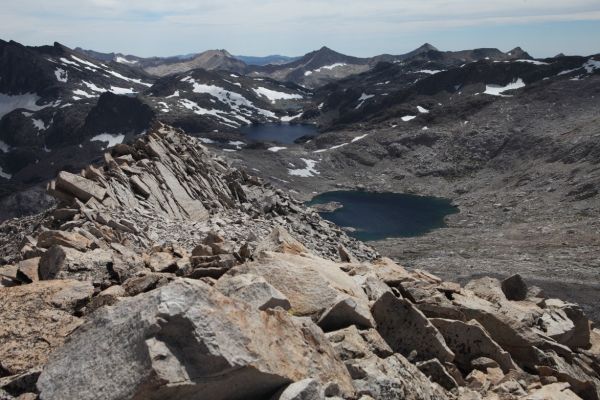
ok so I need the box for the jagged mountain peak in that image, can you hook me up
[507,46,531,59]
[416,42,439,52]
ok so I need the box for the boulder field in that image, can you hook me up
[0,124,598,399]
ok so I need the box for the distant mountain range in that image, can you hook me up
[2,37,598,218]
[75,44,533,88]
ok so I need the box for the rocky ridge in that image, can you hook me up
[0,124,599,399]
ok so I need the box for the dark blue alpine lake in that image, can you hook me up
[308,191,458,241]
[240,123,318,144]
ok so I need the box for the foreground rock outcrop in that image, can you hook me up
[0,124,598,400]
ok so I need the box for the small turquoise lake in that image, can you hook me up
[308,191,458,241]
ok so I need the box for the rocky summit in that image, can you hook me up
[0,123,598,400]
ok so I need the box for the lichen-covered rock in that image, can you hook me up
[0,280,91,375]
[430,318,518,373]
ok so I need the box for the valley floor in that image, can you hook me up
[226,76,600,322]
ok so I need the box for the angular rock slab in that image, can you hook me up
[0,280,90,375]
[37,279,354,400]
[230,251,368,318]
[371,292,455,363]
[215,273,291,311]
[430,318,518,373]
[317,297,374,332]
[55,171,106,202]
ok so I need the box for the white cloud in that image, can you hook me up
[1,0,599,57]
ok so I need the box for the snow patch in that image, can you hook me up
[315,63,346,72]
[268,146,287,152]
[0,93,46,118]
[115,56,138,65]
[72,89,97,99]
[0,166,11,180]
[31,118,48,131]
[166,90,180,98]
[59,57,79,67]
[415,69,444,75]
[0,140,11,153]
[198,138,215,144]
[355,93,375,109]
[401,115,416,122]
[182,77,275,118]
[515,59,549,66]
[483,78,525,97]
[179,98,241,127]
[71,55,100,70]
[157,102,170,112]
[109,86,136,95]
[90,133,125,148]
[281,111,303,122]
[104,69,152,87]
[82,81,105,93]
[228,140,245,149]
[583,59,600,73]
[351,134,368,142]
[55,68,68,83]
[288,158,319,177]
[252,87,303,103]
[417,106,429,114]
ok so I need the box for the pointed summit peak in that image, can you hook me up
[418,43,438,52]
[506,47,531,59]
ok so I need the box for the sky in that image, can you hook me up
[1,0,600,58]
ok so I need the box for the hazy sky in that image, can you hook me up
[2,0,600,58]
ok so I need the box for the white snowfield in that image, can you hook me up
[90,133,125,148]
[402,115,416,122]
[288,158,319,177]
[417,106,429,114]
[252,87,303,103]
[179,98,241,128]
[181,76,276,120]
[484,78,525,97]
[0,93,48,119]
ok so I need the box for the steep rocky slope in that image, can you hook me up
[0,124,598,400]
[0,40,307,216]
